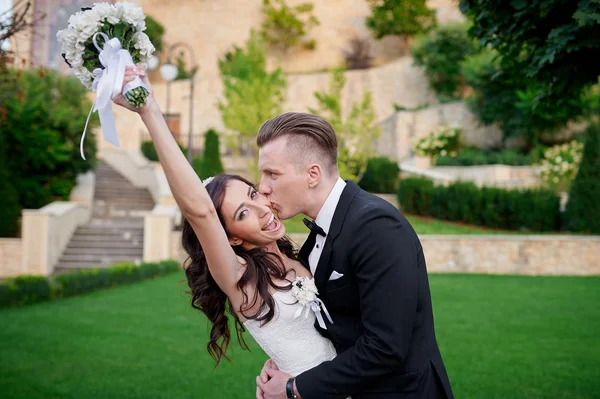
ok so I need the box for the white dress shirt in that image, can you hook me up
[308,177,347,274]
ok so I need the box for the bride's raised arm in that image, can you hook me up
[113,66,242,299]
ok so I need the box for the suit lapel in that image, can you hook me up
[313,181,361,290]
[298,232,314,272]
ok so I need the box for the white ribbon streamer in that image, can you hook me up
[80,32,129,160]
[293,297,334,330]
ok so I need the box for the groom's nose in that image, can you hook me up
[258,178,271,196]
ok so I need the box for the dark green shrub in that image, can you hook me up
[0,131,20,237]
[358,156,400,193]
[196,129,225,180]
[2,68,98,210]
[140,140,187,162]
[412,23,478,100]
[397,177,561,231]
[397,177,435,216]
[436,147,534,166]
[0,260,181,308]
[0,276,52,307]
[564,124,600,233]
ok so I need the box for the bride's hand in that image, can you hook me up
[112,65,157,113]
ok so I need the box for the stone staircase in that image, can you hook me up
[54,161,155,272]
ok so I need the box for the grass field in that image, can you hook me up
[1,272,598,399]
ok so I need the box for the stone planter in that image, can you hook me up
[415,155,432,169]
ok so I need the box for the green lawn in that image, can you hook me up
[283,213,521,235]
[1,273,598,398]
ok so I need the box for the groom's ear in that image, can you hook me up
[307,163,322,188]
[228,236,243,246]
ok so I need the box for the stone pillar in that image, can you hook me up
[21,211,51,275]
[143,205,178,262]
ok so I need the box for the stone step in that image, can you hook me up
[62,247,143,256]
[67,240,144,249]
[74,229,144,238]
[88,218,145,226]
[92,210,152,219]
[69,234,143,242]
[95,198,154,206]
[93,199,155,207]
[59,253,143,263]
[75,224,145,233]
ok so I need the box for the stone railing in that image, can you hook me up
[143,204,182,263]
[21,202,91,276]
[101,149,175,206]
[399,158,542,189]
[0,239,23,278]
[0,172,95,278]
[168,231,600,276]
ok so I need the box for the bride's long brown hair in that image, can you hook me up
[182,174,298,365]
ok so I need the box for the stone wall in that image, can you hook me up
[0,239,23,278]
[134,0,464,78]
[100,56,439,153]
[421,235,600,276]
[376,101,504,162]
[169,231,600,276]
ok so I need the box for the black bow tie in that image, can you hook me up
[303,218,326,237]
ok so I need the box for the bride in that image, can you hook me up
[113,66,336,377]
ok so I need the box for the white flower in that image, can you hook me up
[119,2,145,26]
[291,277,319,306]
[93,3,113,20]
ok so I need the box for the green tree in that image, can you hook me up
[260,0,319,52]
[195,129,225,180]
[412,23,478,101]
[461,49,586,148]
[366,0,436,48]
[144,15,165,53]
[459,0,600,134]
[174,51,199,81]
[218,30,286,175]
[0,130,21,237]
[564,124,600,233]
[1,68,97,210]
[309,66,380,182]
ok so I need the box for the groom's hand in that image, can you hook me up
[257,359,279,399]
[256,368,291,399]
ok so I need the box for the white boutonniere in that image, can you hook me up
[290,277,333,329]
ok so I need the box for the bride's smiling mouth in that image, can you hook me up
[261,212,281,232]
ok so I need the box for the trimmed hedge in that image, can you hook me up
[398,177,561,232]
[0,260,180,308]
[564,123,600,234]
[141,140,187,162]
[358,156,400,193]
[435,147,536,166]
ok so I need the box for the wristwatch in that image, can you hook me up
[286,377,298,399]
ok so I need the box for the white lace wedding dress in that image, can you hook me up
[244,288,337,377]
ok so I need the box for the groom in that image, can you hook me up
[255,112,454,399]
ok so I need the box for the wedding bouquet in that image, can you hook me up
[57,2,155,158]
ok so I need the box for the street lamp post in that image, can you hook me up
[151,42,198,163]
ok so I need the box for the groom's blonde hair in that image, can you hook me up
[256,112,338,175]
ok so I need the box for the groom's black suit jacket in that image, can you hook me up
[295,182,454,399]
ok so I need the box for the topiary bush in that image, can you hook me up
[358,156,400,193]
[199,128,225,179]
[140,139,187,162]
[397,176,561,232]
[564,124,600,233]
